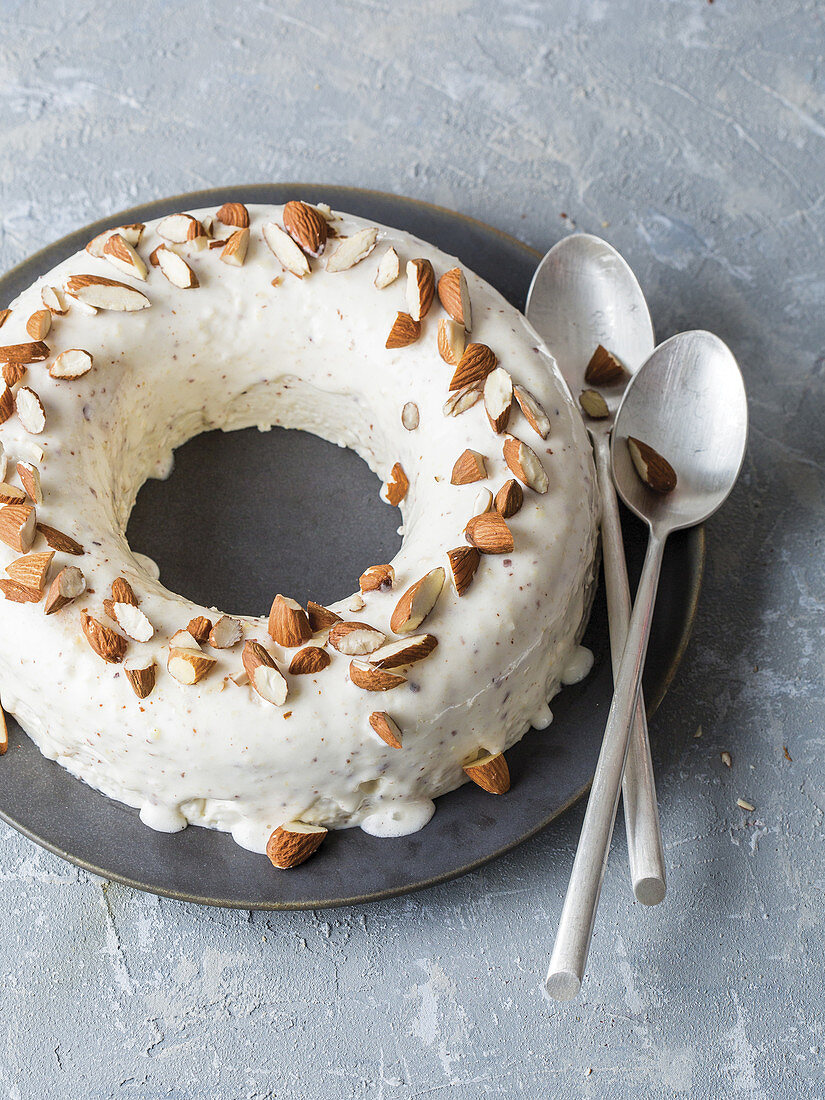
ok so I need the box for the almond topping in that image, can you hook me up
[579,389,610,419]
[451,449,487,485]
[326,226,379,272]
[267,821,327,869]
[463,751,510,794]
[112,602,154,642]
[502,436,549,494]
[627,437,678,493]
[512,385,551,439]
[0,341,49,365]
[288,646,331,675]
[209,615,243,649]
[124,658,157,699]
[368,712,402,749]
[102,233,148,280]
[0,387,13,425]
[328,621,387,656]
[585,344,627,386]
[50,348,94,380]
[187,615,213,643]
[268,594,312,648]
[157,213,204,244]
[242,640,288,705]
[26,310,51,340]
[443,382,482,417]
[449,342,497,391]
[283,200,328,257]
[383,462,409,507]
[168,646,216,685]
[374,247,400,289]
[0,579,41,603]
[437,267,472,330]
[2,363,25,387]
[215,202,250,228]
[43,565,85,614]
[306,600,342,632]
[406,258,435,321]
[65,274,150,311]
[154,246,199,289]
[0,504,36,553]
[494,478,524,518]
[0,483,26,505]
[36,522,83,555]
[359,563,395,593]
[6,550,53,591]
[483,367,514,433]
[41,286,68,315]
[447,545,480,596]
[86,223,144,257]
[0,309,8,328]
[465,512,514,554]
[437,317,466,366]
[368,633,437,669]
[386,311,421,349]
[401,401,419,431]
[262,221,311,278]
[390,566,445,634]
[81,612,127,664]
[16,387,45,434]
[111,577,138,605]
[348,660,406,692]
[220,228,250,267]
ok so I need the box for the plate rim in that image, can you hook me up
[0,184,705,909]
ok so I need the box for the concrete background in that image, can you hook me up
[1,0,824,1096]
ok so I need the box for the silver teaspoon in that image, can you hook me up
[526,234,665,905]
[546,330,748,1000]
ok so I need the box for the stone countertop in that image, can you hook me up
[1,1,823,1096]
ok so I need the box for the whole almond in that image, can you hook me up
[268,595,312,648]
[288,646,332,675]
[215,201,250,227]
[465,512,514,554]
[267,822,327,869]
[463,751,510,794]
[283,201,328,257]
[26,310,51,340]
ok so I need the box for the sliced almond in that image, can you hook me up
[262,221,311,278]
[2,363,26,387]
[209,615,242,649]
[124,657,157,699]
[6,550,52,590]
[328,621,386,656]
[306,600,342,632]
[326,226,379,272]
[186,615,212,642]
[268,594,312,648]
[220,227,250,267]
[65,274,150,311]
[390,566,445,634]
[502,436,549,494]
[215,202,250,228]
[386,312,421,349]
[359,563,395,593]
[483,367,513,433]
[368,633,437,669]
[0,483,27,505]
[627,437,677,493]
[111,577,138,605]
[288,646,331,675]
[43,565,85,614]
[36,522,82,555]
[465,511,514,554]
[406,258,435,321]
[16,387,45,434]
[437,267,472,330]
[463,751,510,794]
[102,233,148,280]
[494,478,524,518]
[579,389,609,419]
[443,383,482,417]
[157,213,204,244]
[0,579,41,603]
[349,660,406,692]
[374,247,400,289]
[0,341,49,366]
[0,503,35,552]
[451,449,487,485]
[283,200,328,257]
[168,646,216,685]
[383,462,409,507]
[41,286,68,315]
[155,245,199,289]
[242,640,288,705]
[267,821,327,869]
[513,385,550,439]
[82,612,127,663]
[50,348,94,380]
[449,342,497,391]
[585,344,627,386]
[86,223,144,257]
[437,317,466,366]
[447,545,480,596]
[368,712,402,749]
[112,602,154,642]
[401,402,419,431]
[26,310,51,340]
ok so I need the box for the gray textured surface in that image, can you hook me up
[1,1,823,1096]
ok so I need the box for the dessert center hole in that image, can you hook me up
[127,426,402,616]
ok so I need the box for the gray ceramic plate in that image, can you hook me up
[0,186,703,909]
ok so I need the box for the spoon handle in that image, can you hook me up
[546,530,667,1000]
[592,434,666,906]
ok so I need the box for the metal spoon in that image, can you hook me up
[526,234,665,905]
[546,331,748,999]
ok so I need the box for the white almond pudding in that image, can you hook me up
[0,200,599,869]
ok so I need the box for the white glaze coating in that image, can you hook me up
[0,203,599,852]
